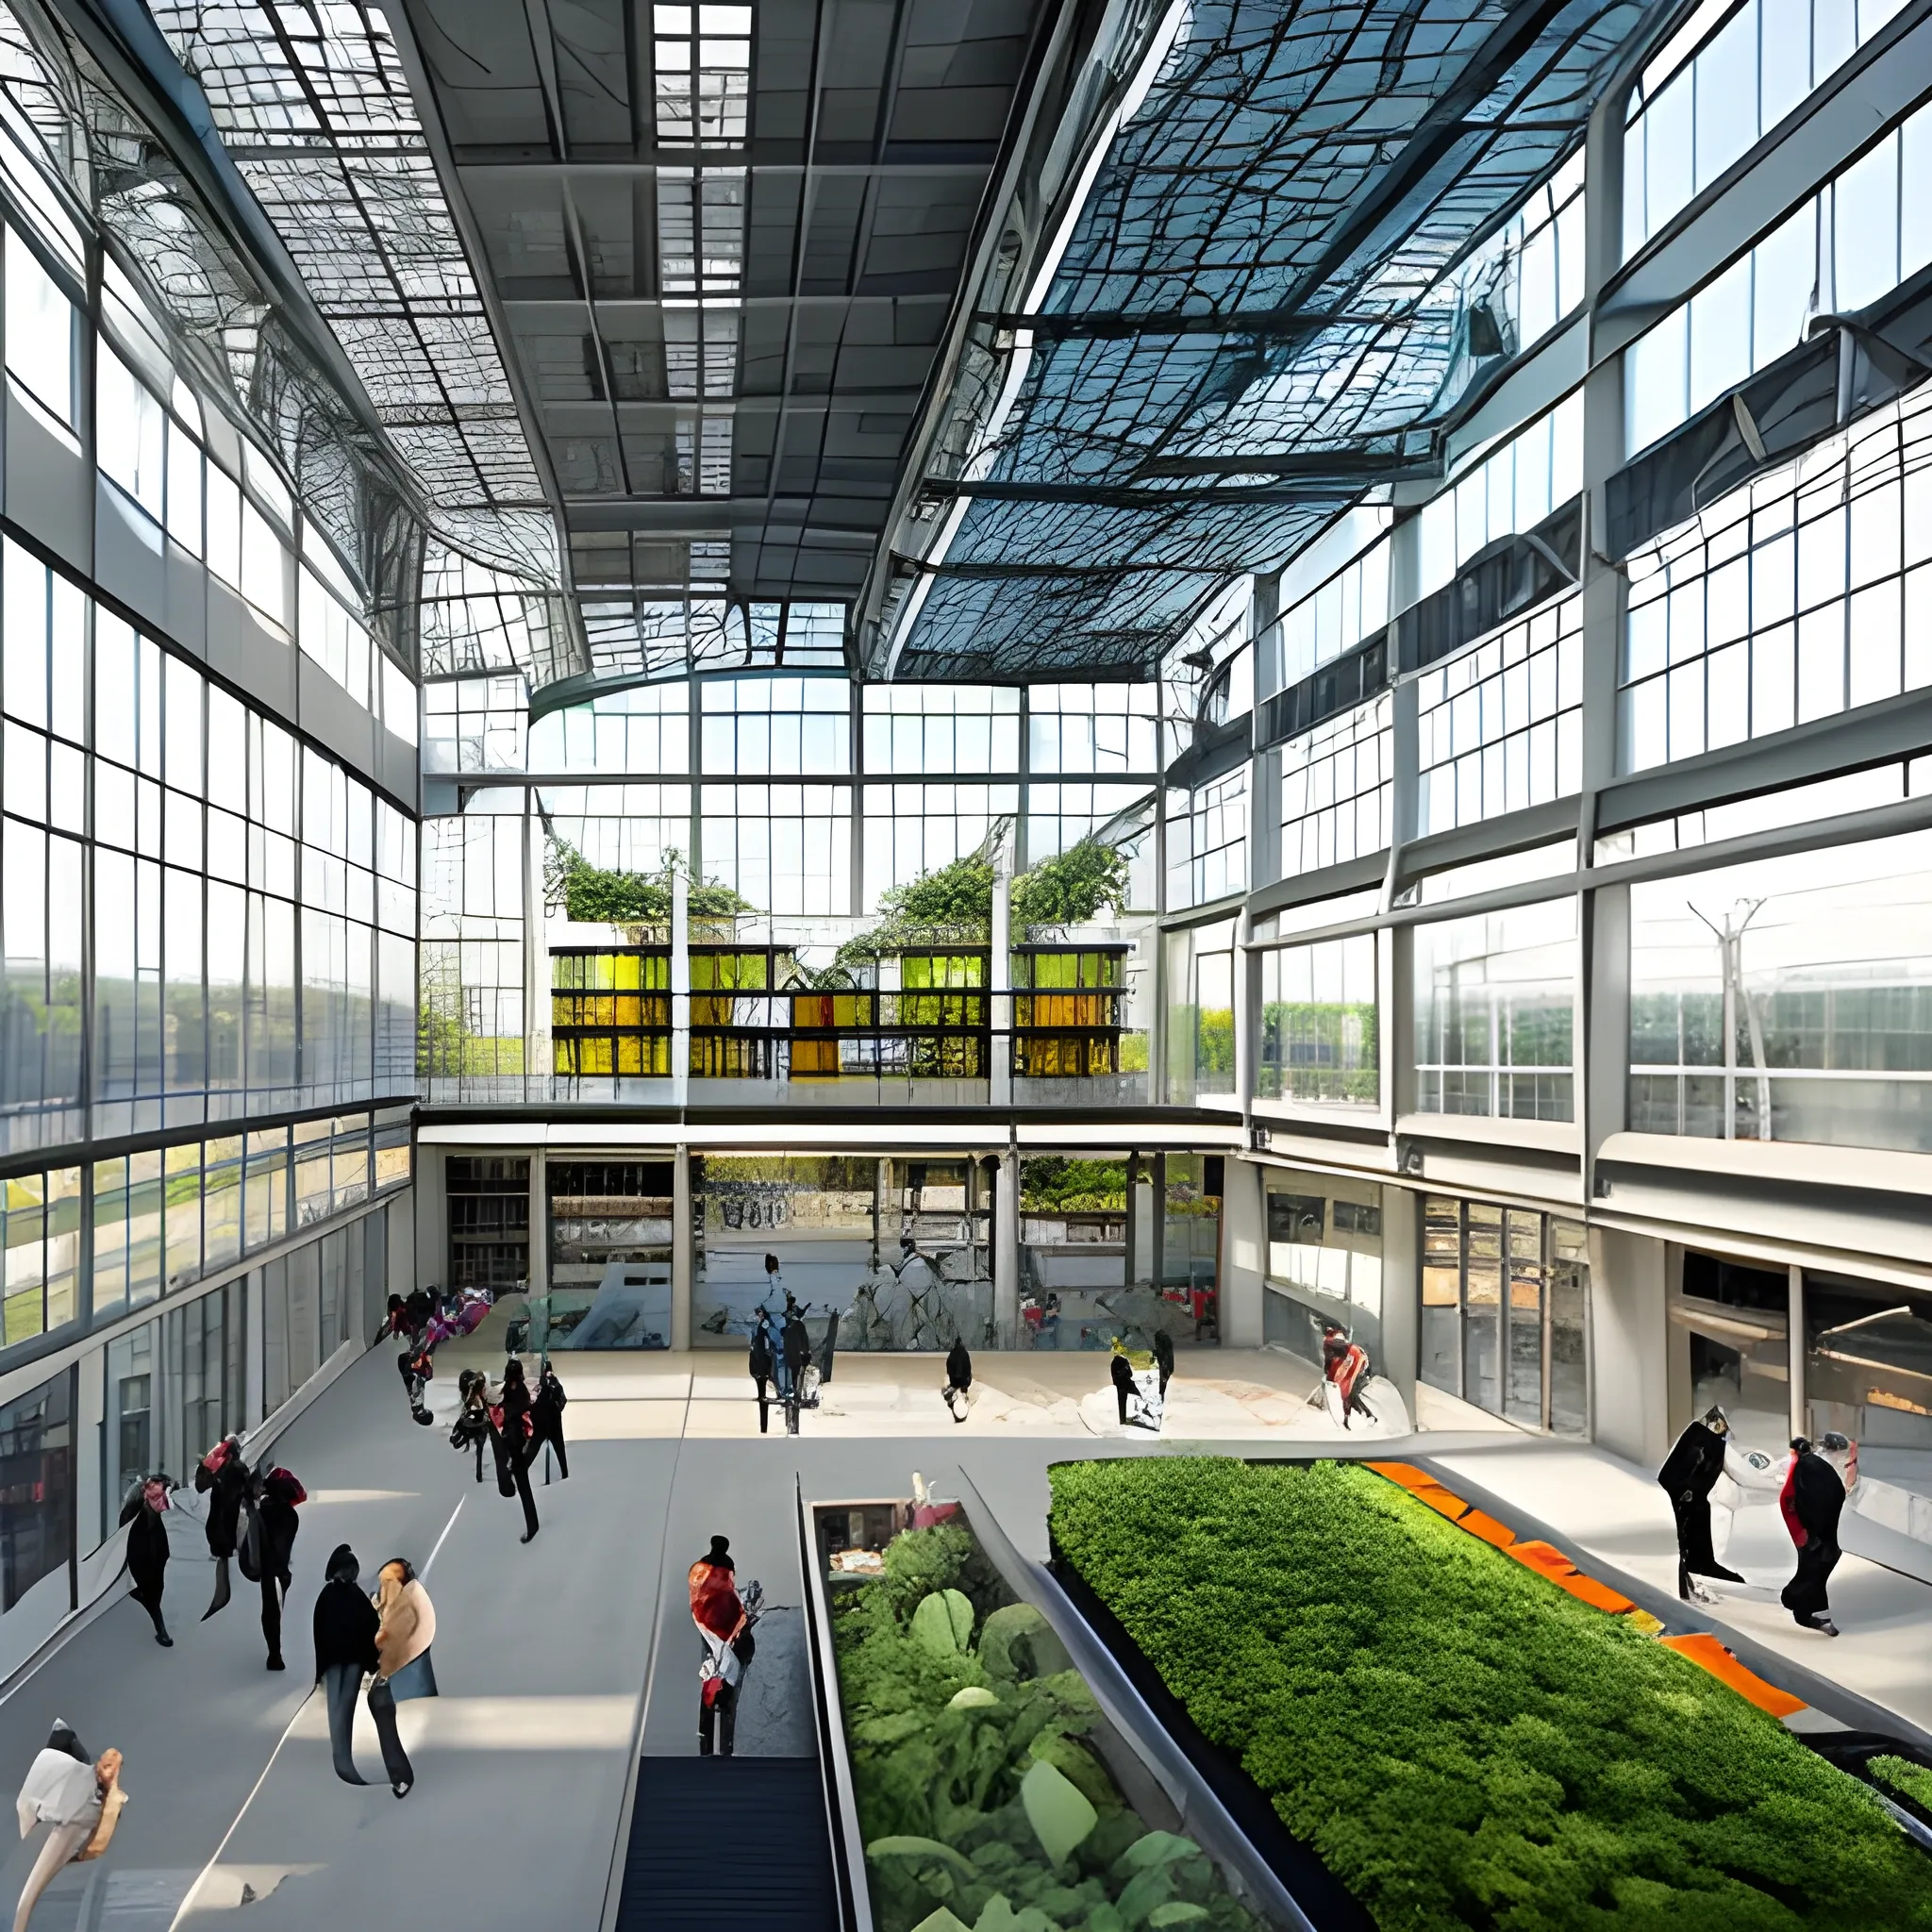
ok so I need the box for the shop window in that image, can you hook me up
[694,1153,991,1352]
[1806,1273,1932,1487]
[1263,1178,1385,1365]
[544,1160,674,1350]
[445,1156,530,1291]
[1420,1195,1588,1434]
[0,1369,71,1611]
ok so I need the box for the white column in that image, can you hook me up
[1378,1185,1419,1405]
[990,830,1012,1107]
[672,868,691,1104]
[1588,1225,1670,1465]
[1788,1263,1807,1441]
[994,1148,1020,1347]
[672,1144,693,1353]
[1220,1156,1266,1346]
[527,1146,548,1302]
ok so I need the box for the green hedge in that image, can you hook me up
[1049,1457,1932,1931]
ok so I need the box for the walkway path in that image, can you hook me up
[4,1340,1928,1931]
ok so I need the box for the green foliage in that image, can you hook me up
[839,854,996,969]
[831,1523,1257,1932]
[1019,1158,1128,1213]
[545,838,752,927]
[1049,1457,1932,1932]
[1872,1756,1932,1817]
[1010,837,1131,930]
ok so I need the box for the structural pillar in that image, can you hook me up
[672,1144,693,1354]
[994,1148,1020,1348]
[1379,1185,1419,1407]
[1788,1263,1807,1441]
[527,1145,548,1303]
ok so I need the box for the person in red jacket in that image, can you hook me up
[1778,1437,1846,1637]
[689,1535,750,1757]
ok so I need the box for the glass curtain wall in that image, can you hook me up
[1257,934,1379,1113]
[1411,901,1577,1121]
[1422,1195,1588,1432]
[1629,825,1932,1150]
[544,1159,674,1349]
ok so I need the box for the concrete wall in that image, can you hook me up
[1589,1224,1670,1468]
[1221,1155,1267,1346]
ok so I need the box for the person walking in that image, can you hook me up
[312,1545,378,1786]
[942,1336,972,1424]
[1153,1329,1175,1404]
[1657,1406,1748,1602]
[1779,1437,1847,1636]
[531,1361,570,1480]
[761,1257,791,1403]
[493,1357,540,1543]
[12,1728,125,1932]
[193,1436,252,1620]
[452,1371,491,1482]
[1109,1345,1136,1427]
[245,1463,305,1671]
[119,1475,175,1647]
[370,1558,438,1798]
[748,1323,774,1436]
[689,1535,748,1758]
[781,1302,812,1434]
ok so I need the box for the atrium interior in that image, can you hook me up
[4,0,1932,1924]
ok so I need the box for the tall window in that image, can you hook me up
[1412,900,1576,1122]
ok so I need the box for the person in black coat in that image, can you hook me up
[451,1370,491,1481]
[531,1363,569,1480]
[312,1543,379,1784]
[1109,1348,1136,1427]
[943,1337,972,1424]
[1657,1405,1748,1601]
[194,1437,252,1620]
[248,1465,305,1670]
[748,1325,774,1436]
[493,1357,540,1543]
[1153,1329,1175,1402]
[120,1475,175,1646]
[1779,1437,1847,1636]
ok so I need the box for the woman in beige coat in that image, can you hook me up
[368,1558,438,1798]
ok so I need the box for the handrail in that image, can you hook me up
[795,1480,873,1932]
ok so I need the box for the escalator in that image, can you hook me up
[614,1757,837,1932]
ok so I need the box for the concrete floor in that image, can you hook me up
[5,1338,1929,1930]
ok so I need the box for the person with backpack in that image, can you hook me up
[689,1535,750,1757]
[119,1475,175,1647]
[492,1357,540,1543]
[1153,1327,1175,1402]
[531,1362,569,1480]
[450,1371,491,1481]
[245,1463,306,1671]
[748,1324,774,1435]
[193,1436,252,1621]
[942,1337,972,1424]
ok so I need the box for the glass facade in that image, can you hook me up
[1264,1175,1386,1365]
[1411,901,1577,1123]
[1628,828,1932,1150]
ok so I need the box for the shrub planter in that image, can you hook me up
[1049,1457,1932,1932]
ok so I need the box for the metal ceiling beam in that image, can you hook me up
[973,307,1395,340]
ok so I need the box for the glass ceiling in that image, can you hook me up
[880,0,1658,683]
[144,0,578,673]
